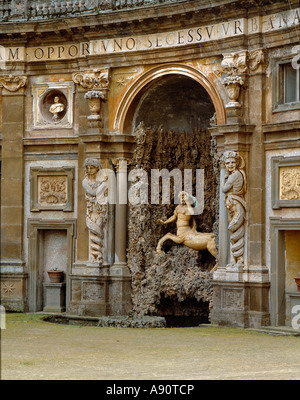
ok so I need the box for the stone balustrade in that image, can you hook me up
[0,0,178,21]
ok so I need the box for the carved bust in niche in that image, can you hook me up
[49,96,65,121]
[39,90,68,124]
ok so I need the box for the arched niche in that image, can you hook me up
[114,63,226,134]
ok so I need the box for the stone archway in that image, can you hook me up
[114,63,226,134]
[123,65,222,325]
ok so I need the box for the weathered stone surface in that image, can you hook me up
[127,125,218,319]
[97,315,166,328]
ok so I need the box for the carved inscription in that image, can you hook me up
[279,166,300,200]
[0,8,298,62]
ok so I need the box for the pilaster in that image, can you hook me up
[0,76,27,311]
[0,78,26,264]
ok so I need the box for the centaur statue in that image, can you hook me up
[156,191,217,258]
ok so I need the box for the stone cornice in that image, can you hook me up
[263,121,300,150]
[0,0,295,38]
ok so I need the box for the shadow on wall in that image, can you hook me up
[134,74,215,132]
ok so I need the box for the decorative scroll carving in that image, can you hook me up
[221,151,247,271]
[0,74,27,92]
[221,51,248,76]
[210,112,217,127]
[248,48,268,72]
[30,167,74,212]
[38,176,68,205]
[72,69,109,90]
[156,191,217,257]
[219,49,268,107]
[82,158,108,265]
[73,70,109,129]
[280,166,300,200]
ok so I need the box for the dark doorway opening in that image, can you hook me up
[134,74,215,132]
[156,295,210,327]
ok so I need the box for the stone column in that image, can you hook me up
[0,75,27,311]
[109,158,131,315]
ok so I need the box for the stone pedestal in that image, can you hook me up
[108,264,132,315]
[67,274,109,317]
[286,292,300,327]
[211,274,270,328]
[43,283,66,313]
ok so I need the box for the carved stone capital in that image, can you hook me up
[0,74,27,92]
[248,48,268,74]
[221,50,248,77]
[72,69,110,91]
[219,49,269,107]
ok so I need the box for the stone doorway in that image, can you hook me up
[270,219,300,326]
[38,229,68,312]
[127,74,218,325]
[27,220,76,312]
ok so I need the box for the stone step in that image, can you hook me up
[247,326,300,337]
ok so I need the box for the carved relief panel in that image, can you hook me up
[30,167,74,211]
[272,157,300,209]
[279,166,300,201]
[222,288,244,310]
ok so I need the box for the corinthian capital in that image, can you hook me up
[221,51,248,77]
[0,74,27,92]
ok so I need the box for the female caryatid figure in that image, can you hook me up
[82,158,108,264]
[221,151,247,270]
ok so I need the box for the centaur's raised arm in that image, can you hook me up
[157,208,178,225]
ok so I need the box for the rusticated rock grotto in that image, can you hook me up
[127,124,219,326]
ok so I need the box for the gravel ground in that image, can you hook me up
[1,313,300,381]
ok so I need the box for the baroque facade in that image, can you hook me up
[0,0,300,328]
